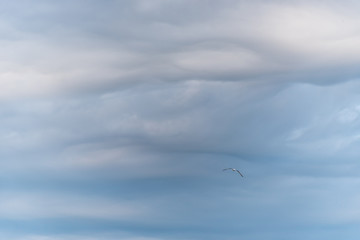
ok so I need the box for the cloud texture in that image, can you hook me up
[2,0,360,239]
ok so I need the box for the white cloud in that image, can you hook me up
[287,127,307,141]
[337,108,360,123]
[174,47,269,74]
[3,233,163,240]
[2,1,360,101]
[0,191,148,220]
[2,1,360,239]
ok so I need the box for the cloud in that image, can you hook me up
[2,1,360,240]
[1,232,164,240]
[0,191,148,220]
[0,0,360,100]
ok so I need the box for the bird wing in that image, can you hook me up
[223,168,232,171]
[236,170,244,177]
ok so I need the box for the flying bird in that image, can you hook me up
[223,168,244,177]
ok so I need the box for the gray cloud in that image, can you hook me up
[2,1,360,240]
[0,0,359,99]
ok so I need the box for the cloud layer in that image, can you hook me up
[2,1,360,240]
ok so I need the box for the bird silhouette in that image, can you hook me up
[223,168,244,177]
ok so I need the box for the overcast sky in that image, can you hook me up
[2,0,360,239]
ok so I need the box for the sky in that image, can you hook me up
[2,0,360,239]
